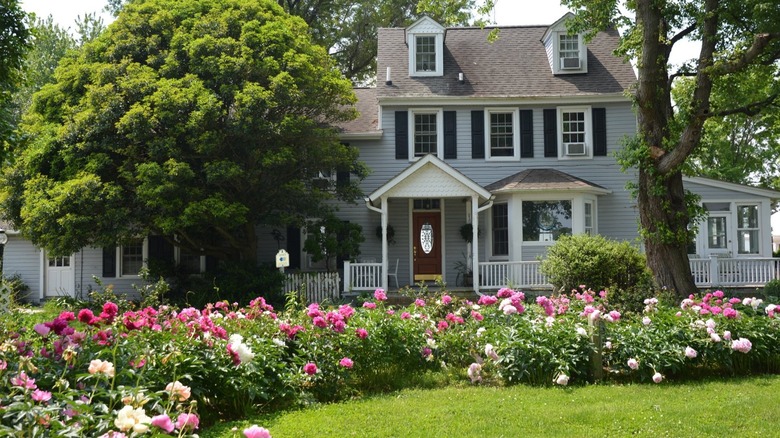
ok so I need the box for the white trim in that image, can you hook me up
[406,17,445,77]
[378,94,630,106]
[557,106,593,160]
[339,131,383,141]
[485,108,520,161]
[684,176,780,199]
[409,108,443,160]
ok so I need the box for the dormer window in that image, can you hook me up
[559,34,581,70]
[415,36,437,72]
[407,17,445,77]
[542,13,588,75]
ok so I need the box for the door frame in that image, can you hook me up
[409,199,444,282]
[43,251,75,298]
[703,212,732,257]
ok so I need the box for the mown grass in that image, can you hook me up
[202,375,780,437]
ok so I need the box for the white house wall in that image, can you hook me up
[4,235,41,299]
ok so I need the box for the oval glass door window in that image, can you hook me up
[421,222,433,254]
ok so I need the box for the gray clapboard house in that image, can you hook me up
[3,14,779,301]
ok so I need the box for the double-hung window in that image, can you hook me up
[559,107,591,158]
[492,203,509,256]
[584,201,594,235]
[121,238,145,276]
[559,34,580,69]
[415,36,437,73]
[410,109,442,158]
[737,204,760,254]
[486,109,519,159]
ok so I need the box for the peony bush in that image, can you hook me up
[2,286,779,436]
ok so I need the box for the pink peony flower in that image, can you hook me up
[175,413,199,431]
[441,295,452,305]
[244,425,272,438]
[710,332,722,342]
[471,310,483,321]
[731,338,752,354]
[554,373,569,386]
[642,316,652,325]
[88,359,115,377]
[34,323,51,337]
[356,328,368,339]
[477,295,498,306]
[627,358,639,370]
[373,289,387,301]
[723,330,732,341]
[437,320,449,331]
[652,372,663,383]
[312,316,327,328]
[339,357,354,368]
[362,302,376,309]
[400,312,412,320]
[414,298,426,307]
[151,414,175,433]
[467,363,482,383]
[723,307,739,319]
[303,362,318,375]
[11,371,37,390]
[484,344,499,361]
[684,346,697,359]
[31,389,52,402]
[165,381,191,401]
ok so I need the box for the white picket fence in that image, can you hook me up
[283,272,340,304]
[343,261,383,292]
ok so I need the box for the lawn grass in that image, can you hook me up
[202,375,780,437]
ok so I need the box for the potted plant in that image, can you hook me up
[375,224,395,244]
[454,252,473,287]
[459,223,481,243]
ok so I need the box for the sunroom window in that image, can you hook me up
[522,200,572,242]
[737,204,759,254]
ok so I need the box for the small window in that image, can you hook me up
[121,239,144,276]
[559,34,580,69]
[707,217,728,249]
[492,203,509,256]
[413,199,441,210]
[522,201,572,242]
[410,110,442,158]
[558,107,591,158]
[415,36,437,72]
[584,202,594,235]
[737,205,759,254]
[486,109,520,159]
[178,247,203,274]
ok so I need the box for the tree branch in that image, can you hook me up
[709,93,780,118]
[712,32,780,75]
[669,23,697,46]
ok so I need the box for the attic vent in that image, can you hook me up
[565,143,586,156]
[560,57,580,70]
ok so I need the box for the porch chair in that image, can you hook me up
[388,258,399,289]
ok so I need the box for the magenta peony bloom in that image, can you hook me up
[175,413,199,431]
[401,312,412,320]
[34,323,51,337]
[362,302,376,309]
[303,362,318,375]
[339,357,354,368]
[10,371,37,390]
[441,295,452,305]
[414,298,426,307]
[374,289,387,301]
[355,328,368,339]
[78,309,96,325]
[151,414,175,433]
[723,308,738,319]
[31,389,52,402]
[312,316,327,328]
[244,425,272,438]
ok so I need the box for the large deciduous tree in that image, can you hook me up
[0,0,30,158]
[1,0,365,261]
[560,0,780,295]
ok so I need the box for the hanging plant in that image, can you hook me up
[376,224,396,244]
[460,223,481,243]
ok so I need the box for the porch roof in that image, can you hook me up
[485,168,611,195]
[367,154,493,203]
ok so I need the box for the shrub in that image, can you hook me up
[763,278,780,300]
[540,234,653,294]
[1,273,30,306]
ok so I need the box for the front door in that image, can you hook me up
[46,255,74,297]
[413,212,442,281]
[705,214,732,256]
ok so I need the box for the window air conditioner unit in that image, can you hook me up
[560,57,580,69]
[565,143,586,156]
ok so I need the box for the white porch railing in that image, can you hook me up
[343,261,383,292]
[283,272,340,303]
[479,261,551,290]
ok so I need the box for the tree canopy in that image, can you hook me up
[1,0,366,260]
[0,0,31,157]
[558,0,780,295]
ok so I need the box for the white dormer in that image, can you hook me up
[541,13,588,75]
[407,16,445,77]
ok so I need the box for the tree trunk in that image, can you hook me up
[637,168,698,297]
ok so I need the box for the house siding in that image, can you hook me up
[4,235,41,298]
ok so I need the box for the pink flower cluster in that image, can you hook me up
[478,288,525,315]
[731,338,752,353]
[679,291,744,317]
[307,303,357,333]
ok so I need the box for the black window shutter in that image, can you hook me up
[395,111,408,160]
[543,109,558,158]
[592,107,607,156]
[336,169,350,188]
[102,246,116,278]
[519,109,534,158]
[471,110,485,159]
[443,111,457,159]
[286,226,301,270]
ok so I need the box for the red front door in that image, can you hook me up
[413,212,442,281]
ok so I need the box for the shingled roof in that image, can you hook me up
[485,168,610,194]
[337,88,380,135]
[376,24,636,99]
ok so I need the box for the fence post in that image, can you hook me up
[709,256,719,286]
[343,262,351,294]
[589,318,604,381]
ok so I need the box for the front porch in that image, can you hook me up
[343,256,780,293]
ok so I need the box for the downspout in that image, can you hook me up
[473,198,494,295]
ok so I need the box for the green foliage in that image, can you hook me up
[764,279,780,300]
[0,0,31,158]
[199,261,285,308]
[303,213,364,272]
[540,234,653,293]
[3,0,366,260]
[1,273,30,305]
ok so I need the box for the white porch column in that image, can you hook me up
[381,196,389,291]
[472,194,479,294]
